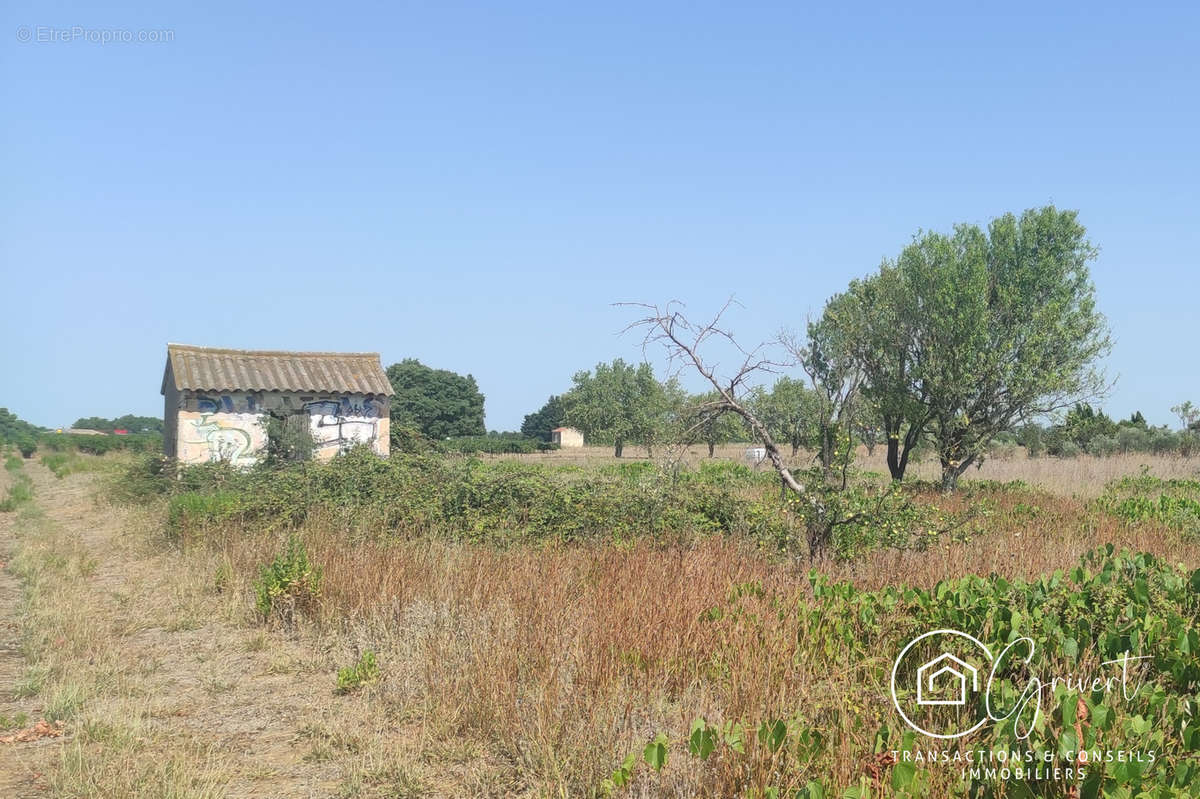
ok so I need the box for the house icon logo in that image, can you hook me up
[891,628,994,739]
[915,652,979,706]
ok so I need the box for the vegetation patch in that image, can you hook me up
[1096,471,1200,536]
[253,535,323,620]
[335,651,380,694]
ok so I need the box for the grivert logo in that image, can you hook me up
[890,628,1150,740]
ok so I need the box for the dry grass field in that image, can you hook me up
[492,444,1200,498]
[0,449,1197,797]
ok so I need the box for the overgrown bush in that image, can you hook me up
[0,457,33,512]
[253,535,323,620]
[444,433,558,454]
[141,447,978,560]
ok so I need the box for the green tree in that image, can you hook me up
[520,395,566,442]
[72,414,163,433]
[1171,401,1198,432]
[385,359,486,439]
[1056,403,1118,452]
[682,391,747,457]
[563,359,675,457]
[797,307,865,484]
[747,377,820,457]
[0,408,43,444]
[824,206,1110,491]
[810,266,931,481]
[71,416,112,432]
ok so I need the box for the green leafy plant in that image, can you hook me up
[253,535,323,620]
[335,650,380,693]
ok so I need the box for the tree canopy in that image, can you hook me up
[682,391,747,457]
[520,395,567,442]
[385,359,486,439]
[812,206,1110,490]
[0,407,43,445]
[562,358,680,457]
[747,377,820,457]
[72,414,163,434]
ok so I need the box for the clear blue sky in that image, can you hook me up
[2,1,1197,431]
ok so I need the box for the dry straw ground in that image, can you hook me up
[0,450,1197,796]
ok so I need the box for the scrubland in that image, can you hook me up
[0,446,1198,797]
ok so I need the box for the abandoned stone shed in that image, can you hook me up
[162,344,393,466]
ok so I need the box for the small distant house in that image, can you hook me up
[162,344,393,466]
[550,426,584,448]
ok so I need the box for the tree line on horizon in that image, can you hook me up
[5,208,1198,474]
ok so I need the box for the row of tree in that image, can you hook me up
[72,415,164,434]
[368,208,1193,494]
[1013,403,1200,458]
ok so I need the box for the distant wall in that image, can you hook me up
[552,428,585,447]
[170,391,389,466]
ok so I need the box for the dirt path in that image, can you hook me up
[0,462,42,796]
[0,462,396,798]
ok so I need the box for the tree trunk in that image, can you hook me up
[614,439,624,458]
[708,442,716,457]
[819,423,834,474]
[885,419,921,482]
[886,436,902,481]
[939,452,975,493]
[791,442,799,457]
[939,460,959,493]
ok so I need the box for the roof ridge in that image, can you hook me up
[166,343,381,358]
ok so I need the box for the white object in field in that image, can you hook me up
[744,447,767,465]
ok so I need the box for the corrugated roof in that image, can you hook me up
[163,344,394,396]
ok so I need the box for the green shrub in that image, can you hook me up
[140,448,980,560]
[110,454,173,503]
[0,479,33,512]
[1096,471,1200,536]
[253,535,323,619]
[41,452,77,478]
[443,433,556,454]
[335,650,380,694]
[0,457,33,512]
[166,491,244,539]
[389,425,444,454]
[39,432,162,455]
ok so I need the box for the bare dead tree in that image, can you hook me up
[621,300,882,561]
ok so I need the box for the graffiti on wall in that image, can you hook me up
[305,396,387,457]
[178,411,266,466]
[175,392,387,464]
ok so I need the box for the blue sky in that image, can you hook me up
[2,1,1197,431]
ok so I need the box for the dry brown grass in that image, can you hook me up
[5,453,1199,796]
[200,483,1200,795]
